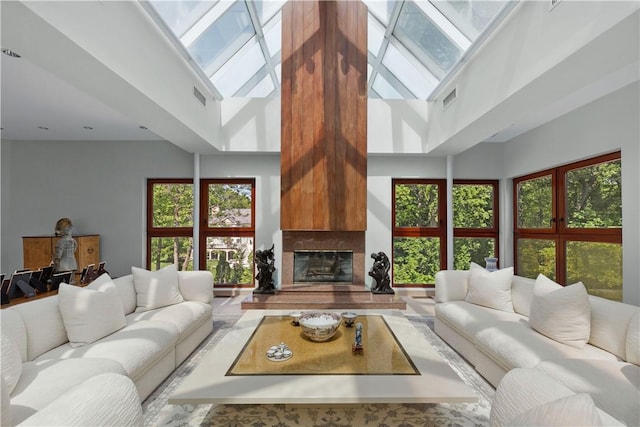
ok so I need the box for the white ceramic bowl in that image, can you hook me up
[299,312,342,342]
[341,312,357,327]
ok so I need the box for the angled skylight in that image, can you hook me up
[145,0,513,100]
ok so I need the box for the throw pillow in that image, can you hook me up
[528,274,591,348]
[465,263,514,312]
[58,282,127,348]
[508,393,603,426]
[0,333,22,394]
[132,264,183,312]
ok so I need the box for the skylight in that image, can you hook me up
[145,0,513,100]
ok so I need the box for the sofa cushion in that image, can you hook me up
[126,300,211,337]
[475,321,618,372]
[508,393,603,427]
[588,295,640,362]
[0,309,27,362]
[18,373,143,427]
[0,333,22,394]
[529,274,590,349]
[111,275,138,315]
[510,275,535,317]
[177,270,214,304]
[10,358,126,425]
[9,296,68,361]
[435,301,525,342]
[627,311,640,365]
[536,359,640,427]
[1,376,11,427]
[465,264,514,313]
[132,264,184,312]
[58,282,127,347]
[35,320,179,381]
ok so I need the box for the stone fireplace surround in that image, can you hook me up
[281,231,365,288]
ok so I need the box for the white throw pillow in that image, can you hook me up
[508,393,603,426]
[1,333,22,394]
[132,264,183,312]
[528,274,591,348]
[58,282,127,348]
[465,263,514,312]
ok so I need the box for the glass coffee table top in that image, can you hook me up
[227,315,419,375]
[169,309,477,405]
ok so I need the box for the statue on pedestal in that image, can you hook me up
[254,244,276,294]
[53,218,77,273]
[369,251,394,294]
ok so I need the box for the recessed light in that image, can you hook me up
[83,126,94,130]
[139,125,148,130]
[37,126,49,130]
[1,48,21,58]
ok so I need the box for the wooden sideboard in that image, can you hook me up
[22,235,100,271]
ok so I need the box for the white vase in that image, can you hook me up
[484,257,498,272]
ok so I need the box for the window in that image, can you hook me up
[200,179,255,286]
[392,179,499,286]
[453,180,499,270]
[147,178,256,288]
[514,152,622,301]
[147,179,195,271]
[392,179,446,286]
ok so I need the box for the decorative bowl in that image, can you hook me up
[341,312,357,327]
[289,311,302,326]
[299,312,342,342]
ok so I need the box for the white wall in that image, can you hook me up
[502,82,640,305]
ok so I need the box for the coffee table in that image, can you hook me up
[169,309,477,405]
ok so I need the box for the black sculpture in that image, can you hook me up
[369,251,394,294]
[254,244,276,294]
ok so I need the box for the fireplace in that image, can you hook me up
[293,250,353,283]
[281,231,365,287]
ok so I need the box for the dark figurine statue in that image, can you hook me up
[254,244,276,294]
[369,251,394,294]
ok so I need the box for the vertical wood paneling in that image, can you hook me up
[312,2,327,229]
[281,0,367,231]
[280,2,293,230]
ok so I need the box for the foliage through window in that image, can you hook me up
[392,179,498,286]
[147,178,256,287]
[513,152,622,301]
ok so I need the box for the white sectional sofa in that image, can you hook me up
[1,266,214,426]
[434,267,640,426]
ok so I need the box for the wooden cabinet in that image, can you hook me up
[23,235,100,271]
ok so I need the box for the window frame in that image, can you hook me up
[146,178,194,270]
[513,152,622,286]
[453,179,500,268]
[146,178,257,288]
[199,178,256,288]
[391,178,446,287]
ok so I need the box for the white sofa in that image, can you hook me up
[1,267,214,426]
[434,268,640,426]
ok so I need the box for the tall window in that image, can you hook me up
[147,179,194,271]
[147,178,256,287]
[453,180,499,269]
[199,179,255,286]
[392,179,446,286]
[392,179,499,286]
[514,152,622,301]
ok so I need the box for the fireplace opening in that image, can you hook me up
[293,250,353,283]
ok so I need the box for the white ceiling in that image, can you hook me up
[1,52,161,141]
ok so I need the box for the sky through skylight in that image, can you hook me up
[146,0,512,100]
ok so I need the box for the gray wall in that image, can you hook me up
[1,140,193,278]
[502,83,640,305]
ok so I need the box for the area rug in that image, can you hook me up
[142,314,494,427]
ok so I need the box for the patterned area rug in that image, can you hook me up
[142,314,494,427]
